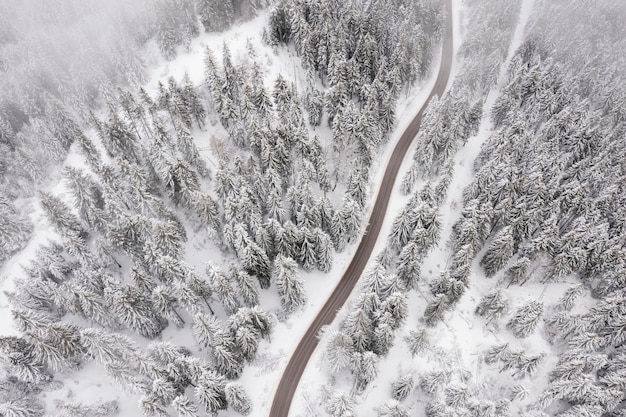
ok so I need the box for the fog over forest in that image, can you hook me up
[1,1,626,417]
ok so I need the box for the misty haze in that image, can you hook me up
[0,0,625,416]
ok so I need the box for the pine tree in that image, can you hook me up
[230,263,259,307]
[103,277,165,339]
[185,270,215,313]
[424,294,450,326]
[151,220,184,259]
[557,284,584,311]
[480,226,515,277]
[273,255,307,314]
[325,330,354,373]
[298,226,317,272]
[323,388,355,417]
[392,373,415,401]
[195,370,227,413]
[210,331,243,378]
[396,242,421,290]
[331,197,362,251]
[388,207,413,251]
[152,285,185,327]
[312,227,334,272]
[241,239,271,289]
[377,400,409,417]
[139,394,168,417]
[0,336,50,384]
[373,313,395,356]
[352,351,379,393]
[172,395,198,417]
[39,192,88,240]
[225,382,252,416]
[507,300,544,338]
[343,309,372,353]
[192,312,222,349]
[405,329,429,357]
[420,369,451,396]
[207,262,240,315]
[475,289,509,324]
[362,262,390,297]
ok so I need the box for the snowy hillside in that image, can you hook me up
[1,0,626,417]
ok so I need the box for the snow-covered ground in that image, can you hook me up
[288,1,581,416]
[0,6,453,417]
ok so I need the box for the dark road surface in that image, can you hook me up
[269,1,454,415]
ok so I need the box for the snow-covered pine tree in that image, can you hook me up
[210,330,243,378]
[343,308,372,353]
[351,351,379,393]
[229,263,259,307]
[151,285,185,327]
[396,241,421,290]
[475,289,509,324]
[377,399,409,417]
[273,255,307,314]
[507,300,544,338]
[325,330,354,373]
[172,394,198,417]
[392,373,415,401]
[480,225,515,277]
[206,262,240,315]
[103,277,165,339]
[195,370,227,414]
[192,312,222,349]
[323,388,355,417]
[225,382,252,416]
[405,328,429,357]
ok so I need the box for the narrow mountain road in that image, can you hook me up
[269,1,454,415]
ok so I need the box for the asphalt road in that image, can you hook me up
[269,1,454,415]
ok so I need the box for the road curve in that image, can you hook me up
[269,1,454,415]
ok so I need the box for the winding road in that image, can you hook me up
[269,1,454,415]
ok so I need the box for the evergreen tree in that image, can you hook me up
[325,330,354,373]
[192,312,222,349]
[210,331,243,378]
[207,262,240,315]
[103,277,165,339]
[151,285,185,327]
[225,382,252,416]
[480,225,515,277]
[195,370,227,414]
[405,329,429,357]
[139,394,167,417]
[0,336,49,384]
[331,197,362,251]
[323,388,355,417]
[352,351,379,393]
[343,309,372,353]
[392,373,415,401]
[312,227,334,272]
[273,255,307,314]
[230,263,259,307]
[388,207,413,251]
[39,192,88,240]
[507,300,544,338]
[172,395,198,417]
[475,289,509,324]
[298,226,317,272]
[377,400,409,417]
[424,294,451,326]
[241,239,271,289]
[396,241,421,290]
[373,312,395,355]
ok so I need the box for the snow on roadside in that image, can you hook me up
[289,1,565,416]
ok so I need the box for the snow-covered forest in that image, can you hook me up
[1,0,625,416]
